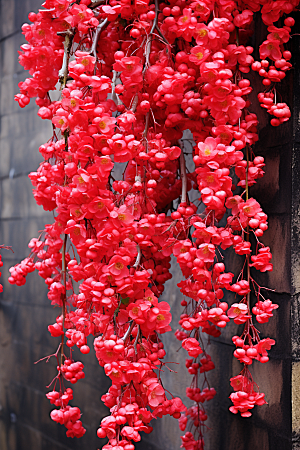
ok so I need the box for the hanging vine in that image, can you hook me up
[9,0,297,448]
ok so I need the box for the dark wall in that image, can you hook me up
[203,15,300,449]
[0,1,111,449]
[0,1,299,449]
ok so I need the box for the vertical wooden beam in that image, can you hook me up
[291,10,300,450]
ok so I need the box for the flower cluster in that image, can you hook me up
[47,388,86,437]
[0,245,13,292]
[60,359,85,384]
[11,0,297,448]
[229,369,267,417]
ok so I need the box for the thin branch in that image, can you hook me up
[0,244,13,253]
[143,0,169,72]
[180,148,187,204]
[150,0,169,46]
[111,70,123,106]
[89,0,106,9]
[122,321,134,343]
[245,145,249,202]
[235,26,240,46]
[134,325,140,354]
[143,112,150,138]
[131,94,139,112]
[133,244,142,268]
[59,31,74,87]
[60,234,67,366]
[90,18,108,58]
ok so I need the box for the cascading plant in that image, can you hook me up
[9,0,297,448]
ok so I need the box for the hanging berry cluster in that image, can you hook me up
[10,0,298,448]
[0,245,13,294]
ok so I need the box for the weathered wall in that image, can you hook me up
[152,15,299,450]
[0,1,299,450]
[0,1,111,449]
[290,11,300,450]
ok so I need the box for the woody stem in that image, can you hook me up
[59,31,74,88]
[245,145,250,309]
[133,244,141,268]
[60,234,67,367]
[180,149,187,204]
[90,18,108,58]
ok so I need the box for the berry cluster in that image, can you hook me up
[60,359,85,384]
[0,246,13,292]
[47,388,86,437]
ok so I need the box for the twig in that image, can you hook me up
[60,234,67,366]
[90,18,108,58]
[150,0,169,46]
[59,31,74,87]
[112,70,117,94]
[245,145,249,202]
[131,94,139,112]
[111,70,123,106]
[134,326,140,354]
[122,321,134,343]
[143,112,150,138]
[142,112,150,152]
[34,344,61,364]
[235,26,240,46]
[143,0,169,72]
[162,219,179,235]
[180,148,187,204]
[0,244,13,253]
[133,244,141,268]
[245,145,251,310]
[89,0,105,9]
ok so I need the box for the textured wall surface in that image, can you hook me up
[0,1,111,449]
[0,1,299,450]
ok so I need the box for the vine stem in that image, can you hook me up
[133,244,142,268]
[90,18,108,58]
[235,26,240,46]
[59,31,74,88]
[150,0,170,46]
[180,149,187,204]
[134,325,140,355]
[143,112,150,138]
[112,70,123,106]
[245,146,250,309]
[89,0,106,8]
[60,234,67,367]
[131,94,139,112]
[144,0,169,71]
[144,0,158,70]
[245,145,249,202]
[122,321,134,343]
[150,0,159,34]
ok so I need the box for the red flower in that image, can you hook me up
[182,338,203,357]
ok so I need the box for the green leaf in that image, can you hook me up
[120,296,130,306]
